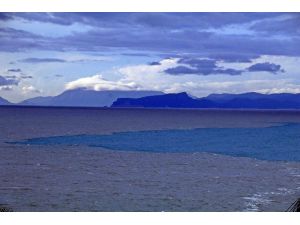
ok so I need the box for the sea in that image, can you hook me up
[1,106,300,211]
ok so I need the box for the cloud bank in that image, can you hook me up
[64,57,299,97]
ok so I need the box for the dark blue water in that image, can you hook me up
[8,123,300,161]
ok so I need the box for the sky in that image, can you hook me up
[0,12,300,103]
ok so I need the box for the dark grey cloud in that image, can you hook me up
[20,58,67,63]
[21,75,33,79]
[1,13,300,63]
[19,57,106,64]
[165,66,199,75]
[5,13,282,29]
[206,53,259,63]
[0,13,12,21]
[7,68,22,73]
[250,13,300,36]
[247,62,284,74]
[0,28,46,52]
[158,53,258,63]
[5,73,32,79]
[165,58,243,76]
[165,58,285,76]
[0,75,19,86]
[165,66,243,76]
[4,75,17,79]
[149,61,161,66]
[57,23,300,59]
[179,58,216,68]
[121,53,151,57]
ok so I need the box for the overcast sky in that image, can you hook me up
[0,12,300,102]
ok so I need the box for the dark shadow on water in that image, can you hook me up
[7,123,300,162]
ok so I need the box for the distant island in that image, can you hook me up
[112,92,300,109]
[2,89,300,109]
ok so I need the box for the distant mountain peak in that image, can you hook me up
[19,89,164,107]
[0,96,11,105]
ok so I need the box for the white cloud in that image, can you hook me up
[65,74,142,91]
[64,56,300,97]
[22,85,41,94]
[65,58,179,91]
[0,85,13,91]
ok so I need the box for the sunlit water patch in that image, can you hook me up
[8,123,300,161]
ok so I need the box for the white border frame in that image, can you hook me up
[1,0,300,12]
[1,1,300,224]
[1,212,300,225]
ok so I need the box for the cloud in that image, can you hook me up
[22,85,41,94]
[7,68,22,73]
[21,75,33,79]
[62,56,300,98]
[1,13,300,62]
[65,74,142,91]
[165,58,243,76]
[165,66,197,75]
[0,13,12,21]
[0,27,45,52]
[5,13,281,29]
[65,58,177,91]
[0,86,13,91]
[0,75,19,86]
[4,71,32,80]
[4,75,17,79]
[247,62,284,74]
[122,53,151,57]
[250,14,300,36]
[149,61,161,66]
[6,13,74,26]
[19,57,108,64]
[20,58,67,63]
[207,53,258,63]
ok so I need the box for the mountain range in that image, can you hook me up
[18,89,163,107]
[112,92,300,109]
[2,89,300,109]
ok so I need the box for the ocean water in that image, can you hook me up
[9,123,300,162]
[2,107,300,211]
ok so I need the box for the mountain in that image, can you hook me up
[20,96,53,106]
[0,96,11,105]
[19,89,164,107]
[206,92,300,109]
[112,92,300,109]
[206,92,300,103]
[112,92,217,108]
[206,92,266,102]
